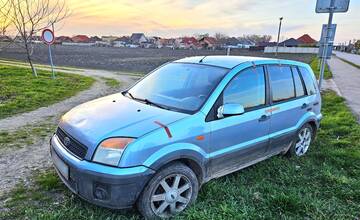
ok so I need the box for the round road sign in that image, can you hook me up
[41,29,55,45]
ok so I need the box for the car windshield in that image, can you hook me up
[126,63,228,113]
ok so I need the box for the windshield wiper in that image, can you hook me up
[124,91,135,99]
[125,91,170,110]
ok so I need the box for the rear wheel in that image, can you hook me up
[287,124,314,157]
[137,162,199,219]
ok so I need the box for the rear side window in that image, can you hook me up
[291,67,305,97]
[223,67,265,109]
[268,66,295,103]
[299,67,317,95]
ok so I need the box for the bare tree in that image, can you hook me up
[3,0,69,76]
[0,0,11,36]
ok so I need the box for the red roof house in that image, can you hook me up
[71,35,90,43]
[297,34,317,45]
[199,37,218,49]
[179,37,201,49]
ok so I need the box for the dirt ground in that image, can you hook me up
[0,43,314,73]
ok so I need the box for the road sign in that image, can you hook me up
[316,0,350,13]
[41,28,56,79]
[41,29,55,45]
[320,24,337,43]
[318,43,334,59]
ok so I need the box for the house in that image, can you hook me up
[297,34,317,46]
[101,36,118,43]
[54,36,72,44]
[219,37,240,48]
[279,38,300,47]
[249,41,277,51]
[0,35,11,42]
[199,37,218,49]
[89,36,102,43]
[113,36,130,47]
[237,39,256,49]
[177,37,201,49]
[71,35,90,43]
[130,33,147,44]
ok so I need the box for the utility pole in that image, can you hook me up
[275,17,283,56]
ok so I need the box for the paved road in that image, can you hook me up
[334,51,360,66]
[328,56,360,121]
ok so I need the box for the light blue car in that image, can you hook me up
[50,56,322,219]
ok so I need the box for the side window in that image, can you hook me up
[291,67,305,97]
[223,67,265,109]
[299,67,317,95]
[268,65,295,103]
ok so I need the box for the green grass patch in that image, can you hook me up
[1,91,360,219]
[337,57,360,69]
[310,58,332,79]
[101,77,121,88]
[0,120,57,149]
[0,65,94,119]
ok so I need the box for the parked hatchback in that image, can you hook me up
[50,56,322,219]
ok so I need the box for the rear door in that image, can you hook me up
[267,65,308,154]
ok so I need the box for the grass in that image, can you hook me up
[310,58,332,79]
[337,57,360,69]
[0,120,57,149]
[1,91,360,220]
[101,77,121,88]
[0,65,94,119]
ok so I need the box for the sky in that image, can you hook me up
[55,0,360,44]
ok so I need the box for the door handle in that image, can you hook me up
[301,103,309,109]
[258,115,270,122]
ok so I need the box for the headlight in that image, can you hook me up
[93,137,134,166]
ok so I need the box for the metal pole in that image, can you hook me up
[48,45,55,79]
[227,47,230,56]
[318,0,334,89]
[275,17,283,56]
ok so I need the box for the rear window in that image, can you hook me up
[291,67,305,97]
[298,67,317,95]
[268,65,295,103]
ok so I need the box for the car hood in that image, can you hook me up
[59,93,188,158]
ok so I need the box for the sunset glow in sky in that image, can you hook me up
[56,0,360,43]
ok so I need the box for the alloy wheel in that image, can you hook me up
[150,174,192,218]
[295,127,312,156]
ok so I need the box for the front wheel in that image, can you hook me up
[137,162,199,219]
[287,124,314,157]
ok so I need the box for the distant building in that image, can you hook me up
[237,39,256,49]
[89,36,102,43]
[297,34,317,46]
[71,35,90,43]
[130,33,147,44]
[0,35,12,42]
[113,36,130,47]
[199,37,218,49]
[101,36,118,43]
[219,37,240,48]
[55,36,72,44]
[279,38,300,47]
[177,37,201,49]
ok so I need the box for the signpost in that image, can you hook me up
[316,0,350,89]
[41,28,56,79]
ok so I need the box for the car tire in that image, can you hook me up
[286,123,314,157]
[137,162,199,219]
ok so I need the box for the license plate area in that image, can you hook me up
[51,148,69,180]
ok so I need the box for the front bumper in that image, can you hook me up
[50,134,155,209]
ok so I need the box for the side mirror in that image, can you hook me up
[217,103,245,119]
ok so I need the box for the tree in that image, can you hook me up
[214,32,228,41]
[355,40,360,51]
[2,0,69,77]
[0,0,11,36]
[243,34,272,44]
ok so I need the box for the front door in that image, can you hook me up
[208,66,270,176]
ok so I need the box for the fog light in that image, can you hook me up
[94,186,108,200]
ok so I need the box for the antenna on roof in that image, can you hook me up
[199,56,206,63]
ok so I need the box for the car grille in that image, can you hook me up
[56,128,88,159]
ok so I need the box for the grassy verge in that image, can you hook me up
[1,91,359,219]
[100,77,121,88]
[0,65,94,119]
[337,57,360,69]
[310,58,332,79]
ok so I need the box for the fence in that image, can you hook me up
[264,46,319,54]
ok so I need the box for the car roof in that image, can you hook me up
[174,55,301,69]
